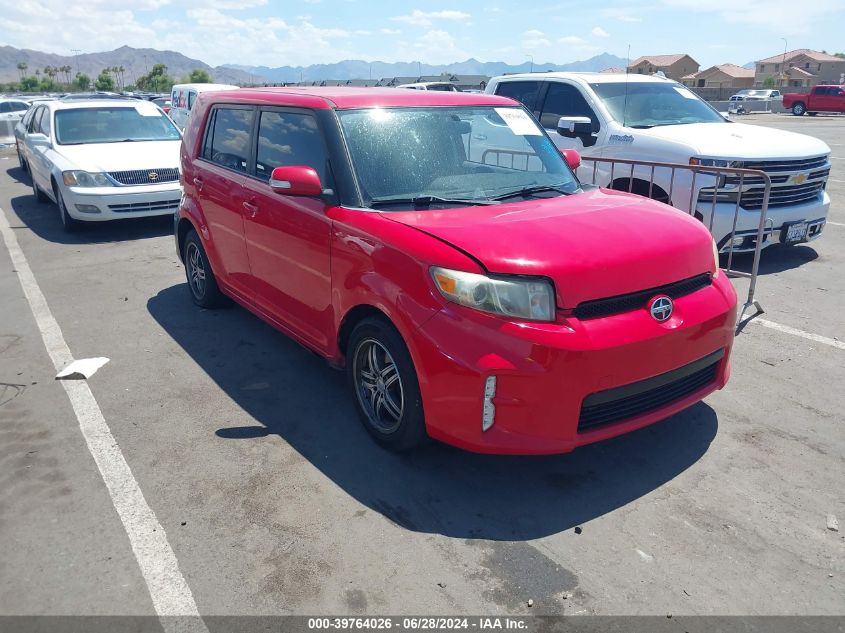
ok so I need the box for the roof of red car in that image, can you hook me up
[213,87,516,109]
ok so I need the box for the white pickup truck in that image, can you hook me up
[485,72,831,252]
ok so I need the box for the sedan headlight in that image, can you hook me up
[431,267,555,321]
[63,170,113,187]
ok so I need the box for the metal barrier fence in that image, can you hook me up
[579,157,772,326]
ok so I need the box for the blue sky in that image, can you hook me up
[3,0,844,69]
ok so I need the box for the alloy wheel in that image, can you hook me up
[353,338,404,434]
[186,242,206,299]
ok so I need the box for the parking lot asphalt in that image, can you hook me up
[0,113,842,619]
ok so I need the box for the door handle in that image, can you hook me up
[242,200,259,218]
[192,177,204,191]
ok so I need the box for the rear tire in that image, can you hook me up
[54,184,79,233]
[791,102,806,116]
[347,317,427,452]
[183,229,226,308]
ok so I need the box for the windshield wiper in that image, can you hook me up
[489,184,573,201]
[369,195,499,209]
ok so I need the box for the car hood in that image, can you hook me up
[54,140,182,172]
[385,188,715,308]
[637,122,830,160]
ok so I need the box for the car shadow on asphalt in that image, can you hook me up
[5,165,172,245]
[148,283,719,541]
[723,243,818,275]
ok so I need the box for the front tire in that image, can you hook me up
[17,148,28,173]
[183,229,226,308]
[791,102,806,116]
[54,184,79,233]
[347,317,427,451]
[32,177,48,203]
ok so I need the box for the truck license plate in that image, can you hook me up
[782,221,809,244]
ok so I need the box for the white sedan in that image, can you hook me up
[18,99,182,232]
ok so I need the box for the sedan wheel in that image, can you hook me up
[32,177,48,203]
[55,186,79,233]
[17,149,28,173]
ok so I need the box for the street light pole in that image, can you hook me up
[780,38,788,88]
[71,49,81,77]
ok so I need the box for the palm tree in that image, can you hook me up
[118,66,126,90]
[16,62,27,81]
[60,65,72,86]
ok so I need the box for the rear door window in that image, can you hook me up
[494,81,542,112]
[202,106,255,173]
[254,110,328,182]
[539,82,599,130]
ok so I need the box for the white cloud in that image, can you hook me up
[591,26,609,37]
[411,29,468,64]
[661,0,842,33]
[522,29,550,50]
[559,36,588,46]
[391,9,471,26]
[380,28,401,35]
[600,8,643,23]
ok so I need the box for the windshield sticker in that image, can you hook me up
[494,108,542,136]
[135,101,162,116]
[609,134,634,144]
[673,86,699,100]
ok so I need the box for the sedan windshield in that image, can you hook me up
[337,106,578,208]
[55,104,181,145]
[590,82,726,128]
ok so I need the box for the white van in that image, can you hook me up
[169,83,238,130]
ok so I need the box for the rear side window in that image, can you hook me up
[255,110,327,182]
[539,82,599,130]
[28,107,45,133]
[11,101,30,112]
[202,107,254,173]
[494,81,541,111]
[0,103,10,113]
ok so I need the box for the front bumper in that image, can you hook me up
[698,192,830,252]
[409,274,737,454]
[62,182,182,222]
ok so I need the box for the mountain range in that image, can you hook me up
[0,45,256,85]
[225,53,629,83]
[0,45,628,86]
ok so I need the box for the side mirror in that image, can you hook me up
[560,149,581,171]
[269,166,323,197]
[27,133,50,147]
[557,116,593,138]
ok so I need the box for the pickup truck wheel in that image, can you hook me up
[183,229,227,308]
[791,102,806,116]
[348,317,427,452]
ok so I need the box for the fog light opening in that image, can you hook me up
[75,204,101,214]
[482,376,496,432]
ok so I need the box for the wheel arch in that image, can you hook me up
[337,304,394,362]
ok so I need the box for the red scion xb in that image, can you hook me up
[175,87,737,454]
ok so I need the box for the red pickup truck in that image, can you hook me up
[783,85,845,115]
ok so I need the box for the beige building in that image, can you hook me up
[754,49,845,88]
[682,64,754,89]
[627,54,699,82]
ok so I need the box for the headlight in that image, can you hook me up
[431,267,555,321]
[689,158,743,168]
[712,239,721,278]
[63,170,112,187]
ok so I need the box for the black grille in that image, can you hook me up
[578,349,724,431]
[573,273,712,321]
[742,156,829,173]
[108,168,179,185]
[108,199,180,213]
[740,182,825,209]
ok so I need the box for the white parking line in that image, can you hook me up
[827,221,845,227]
[0,207,208,632]
[754,318,845,351]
